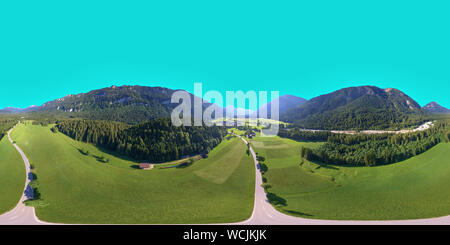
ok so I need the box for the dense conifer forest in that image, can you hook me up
[56,118,227,162]
[298,120,450,166]
[281,86,428,130]
[278,129,331,141]
[0,118,18,141]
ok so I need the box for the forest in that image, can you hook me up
[56,118,227,162]
[299,120,450,166]
[291,109,427,131]
[278,129,331,141]
[0,117,18,141]
[281,86,429,130]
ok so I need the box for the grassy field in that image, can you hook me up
[11,122,255,224]
[0,135,26,214]
[250,134,450,220]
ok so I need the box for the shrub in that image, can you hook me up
[97,156,110,163]
[79,148,90,156]
[266,192,287,207]
[259,163,268,174]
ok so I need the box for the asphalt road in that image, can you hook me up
[1,127,449,225]
[0,126,47,225]
[235,135,450,225]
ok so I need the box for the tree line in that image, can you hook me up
[292,109,427,131]
[296,120,450,166]
[56,118,227,162]
[0,118,18,141]
[278,129,331,141]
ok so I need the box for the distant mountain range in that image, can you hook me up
[0,85,216,124]
[253,95,307,118]
[280,86,427,130]
[224,95,307,118]
[1,84,447,129]
[225,105,255,117]
[422,102,450,114]
[0,86,307,124]
[0,105,38,114]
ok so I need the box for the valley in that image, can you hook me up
[0,84,449,224]
[7,122,254,224]
[248,133,450,220]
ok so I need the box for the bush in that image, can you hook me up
[97,155,109,163]
[259,163,268,174]
[261,184,272,191]
[266,192,287,207]
[79,148,90,156]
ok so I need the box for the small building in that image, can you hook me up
[139,163,152,169]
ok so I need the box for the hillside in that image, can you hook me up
[0,122,25,215]
[10,123,254,224]
[281,86,426,130]
[423,102,450,114]
[19,85,218,124]
[250,133,450,220]
[56,118,227,162]
[0,106,38,114]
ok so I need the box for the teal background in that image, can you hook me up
[1,0,449,109]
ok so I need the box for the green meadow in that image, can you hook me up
[10,122,255,224]
[250,134,450,220]
[0,135,26,214]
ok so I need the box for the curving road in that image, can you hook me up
[0,125,48,225]
[1,126,449,225]
[236,135,450,225]
[291,121,435,135]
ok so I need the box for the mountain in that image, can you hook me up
[21,85,217,124]
[0,107,23,114]
[225,105,255,117]
[254,95,307,118]
[423,102,450,114]
[0,105,39,114]
[281,86,425,130]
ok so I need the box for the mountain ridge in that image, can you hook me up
[0,84,437,130]
[253,94,307,118]
[5,85,216,124]
[281,85,426,130]
[423,101,450,114]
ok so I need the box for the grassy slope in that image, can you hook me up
[250,134,450,220]
[0,136,26,214]
[11,122,254,224]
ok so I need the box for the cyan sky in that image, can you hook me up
[1,0,449,109]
